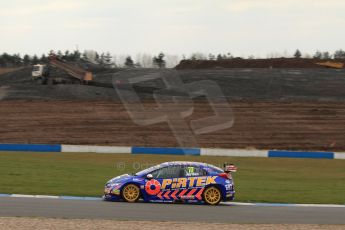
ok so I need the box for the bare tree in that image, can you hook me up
[322,51,331,59]
[313,50,322,59]
[334,49,345,59]
[152,52,166,68]
[124,56,134,68]
[294,49,302,58]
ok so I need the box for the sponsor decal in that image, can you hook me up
[180,195,195,200]
[145,179,161,195]
[157,188,204,200]
[161,176,217,190]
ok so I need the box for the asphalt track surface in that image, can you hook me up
[1,197,344,224]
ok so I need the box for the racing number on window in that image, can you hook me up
[185,166,198,176]
[185,166,207,177]
[187,167,194,174]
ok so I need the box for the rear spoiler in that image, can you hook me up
[224,163,237,173]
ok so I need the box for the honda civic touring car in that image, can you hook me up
[104,161,237,205]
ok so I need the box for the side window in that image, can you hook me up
[203,165,223,175]
[150,166,184,179]
[183,166,207,177]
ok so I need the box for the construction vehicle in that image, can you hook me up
[315,61,344,69]
[32,55,93,84]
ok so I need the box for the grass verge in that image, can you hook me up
[0,152,344,204]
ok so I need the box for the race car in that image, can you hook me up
[103,161,237,205]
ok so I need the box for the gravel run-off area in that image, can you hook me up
[0,218,344,230]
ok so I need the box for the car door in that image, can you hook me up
[182,165,208,201]
[145,165,184,201]
[144,164,208,202]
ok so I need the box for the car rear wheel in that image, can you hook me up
[121,184,140,203]
[203,186,222,205]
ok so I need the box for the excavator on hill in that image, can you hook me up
[30,56,157,91]
[31,54,93,85]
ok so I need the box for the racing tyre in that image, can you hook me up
[121,184,140,203]
[203,186,222,205]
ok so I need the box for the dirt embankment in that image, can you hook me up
[175,58,345,69]
[0,100,344,151]
[1,68,345,151]
[1,68,345,102]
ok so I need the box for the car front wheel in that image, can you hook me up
[121,184,140,203]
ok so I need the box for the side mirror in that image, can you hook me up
[224,163,237,173]
[146,174,153,180]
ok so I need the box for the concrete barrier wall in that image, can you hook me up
[201,148,267,157]
[132,147,200,155]
[0,143,344,160]
[61,145,131,154]
[334,153,345,160]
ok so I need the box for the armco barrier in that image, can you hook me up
[0,143,344,159]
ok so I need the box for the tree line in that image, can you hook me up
[293,49,345,59]
[0,50,167,68]
[189,49,345,60]
[1,49,345,68]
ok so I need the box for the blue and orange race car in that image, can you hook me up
[104,161,237,205]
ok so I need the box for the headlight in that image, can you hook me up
[106,183,121,188]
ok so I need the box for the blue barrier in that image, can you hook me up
[0,144,61,152]
[0,143,342,159]
[268,150,334,159]
[132,146,201,155]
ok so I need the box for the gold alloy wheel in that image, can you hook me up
[203,186,221,205]
[122,184,140,202]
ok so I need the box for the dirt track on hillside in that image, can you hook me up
[0,100,344,151]
[176,58,345,69]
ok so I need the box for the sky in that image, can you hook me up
[1,0,345,58]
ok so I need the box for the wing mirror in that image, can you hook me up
[224,163,237,173]
[146,174,153,180]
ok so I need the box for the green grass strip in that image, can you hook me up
[0,152,344,204]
